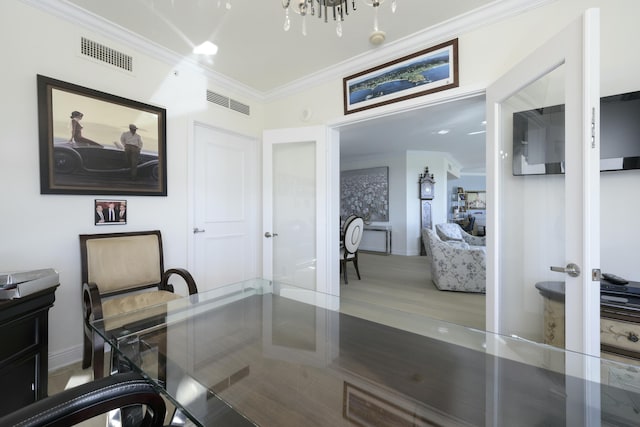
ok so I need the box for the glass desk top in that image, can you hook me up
[91,279,640,426]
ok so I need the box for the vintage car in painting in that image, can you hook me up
[52,138,159,180]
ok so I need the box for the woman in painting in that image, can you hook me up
[69,111,101,146]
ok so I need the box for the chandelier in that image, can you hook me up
[282,0,397,40]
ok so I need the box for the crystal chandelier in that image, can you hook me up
[282,0,397,39]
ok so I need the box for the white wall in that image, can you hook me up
[0,1,264,369]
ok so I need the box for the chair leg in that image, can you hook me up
[342,260,348,284]
[82,328,92,369]
[353,255,361,280]
[93,334,105,380]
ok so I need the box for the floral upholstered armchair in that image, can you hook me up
[423,228,486,293]
[435,223,485,247]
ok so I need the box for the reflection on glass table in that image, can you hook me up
[91,278,640,426]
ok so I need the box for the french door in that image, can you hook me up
[486,8,600,356]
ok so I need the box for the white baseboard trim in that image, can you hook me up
[48,344,84,372]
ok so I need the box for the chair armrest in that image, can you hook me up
[444,240,471,250]
[0,372,166,427]
[462,233,486,246]
[161,268,198,295]
[82,281,104,324]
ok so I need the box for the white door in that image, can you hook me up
[487,9,600,356]
[486,10,600,426]
[263,126,340,296]
[192,123,259,290]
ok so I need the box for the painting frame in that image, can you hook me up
[343,38,458,115]
[37,75,167,196]
[94,199,127,225]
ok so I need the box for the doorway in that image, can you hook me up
[336,94,487,326]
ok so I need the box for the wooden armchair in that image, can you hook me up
[80,230,198,379]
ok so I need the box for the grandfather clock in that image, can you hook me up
[419,167,435,255]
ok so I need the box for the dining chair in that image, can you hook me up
[340,216,364,284]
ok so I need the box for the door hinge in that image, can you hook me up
[591,107,596,149]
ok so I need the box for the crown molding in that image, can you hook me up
[22,0,554,103]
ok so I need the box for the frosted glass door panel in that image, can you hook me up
[273,141,316,290]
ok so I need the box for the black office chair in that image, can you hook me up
[0,372,166,427]
[462,215,475,234]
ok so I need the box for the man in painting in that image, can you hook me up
[120,124,143,180]
[118,203,126,223]
[106,202,117,222]
[95,204,105,224]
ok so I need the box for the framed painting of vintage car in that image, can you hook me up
[37,75,167,196]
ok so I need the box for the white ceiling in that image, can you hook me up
[66,0,495,93]
[59,0,505,173]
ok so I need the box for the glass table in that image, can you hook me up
[91,279,640,426]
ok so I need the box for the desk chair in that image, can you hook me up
[461,215,475,234]
[80,230,198,380]
[0,372,165,427]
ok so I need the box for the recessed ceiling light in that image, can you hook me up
[193,41,218,55]
[436,129,450,135]
[468,130,486,135]
[481,120,487,125]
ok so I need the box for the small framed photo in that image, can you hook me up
[95,199,127,225]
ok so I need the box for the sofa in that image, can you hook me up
[435,223,486,247]
[423,228,486,293]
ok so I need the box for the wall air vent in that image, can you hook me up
[80,37,133,72]
[206,90,250,116]
[229,99,250,116]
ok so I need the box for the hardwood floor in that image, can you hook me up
[339,252,486,331]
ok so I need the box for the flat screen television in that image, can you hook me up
[512,90,640,175]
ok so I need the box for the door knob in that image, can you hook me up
[550,263,581,278]
[264,232,278,238]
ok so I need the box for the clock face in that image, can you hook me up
[421,182,434,199]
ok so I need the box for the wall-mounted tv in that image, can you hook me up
[513,90,640,175]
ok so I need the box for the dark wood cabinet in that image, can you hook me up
[0,286,58,417]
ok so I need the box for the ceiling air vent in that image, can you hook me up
[80,37,133,72]
[206,90,250,116]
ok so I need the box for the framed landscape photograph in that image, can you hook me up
[343,39,458,115]
[37,75,167,196]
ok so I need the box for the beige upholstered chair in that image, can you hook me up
[80,230,198,379]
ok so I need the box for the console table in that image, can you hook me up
[0,286,58,416]
[360,225,392,254]
[535,281,640,362]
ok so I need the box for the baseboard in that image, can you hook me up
[48,344,84,372]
